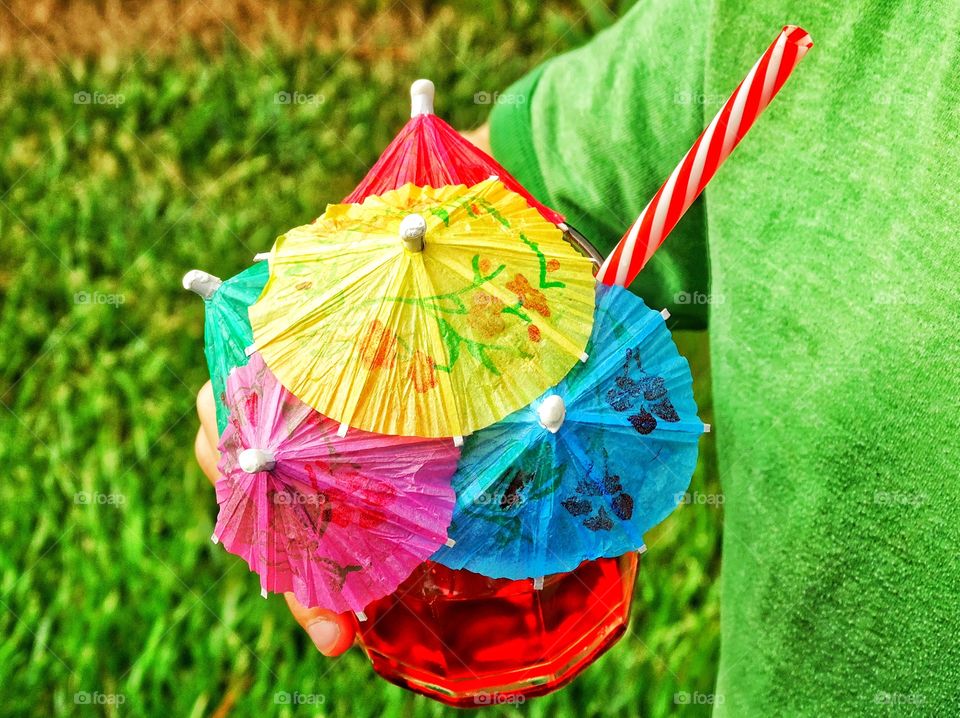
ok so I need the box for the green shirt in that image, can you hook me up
[489,1,960,714]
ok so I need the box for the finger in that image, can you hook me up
[197,381,219,450]
[200,378,358,655]
[284,592,357,657]
[194,426,220,485]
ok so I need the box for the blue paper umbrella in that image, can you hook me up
[433,284,707,579]
[183,261,268,434]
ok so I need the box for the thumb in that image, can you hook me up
[284,592,358,657]
[194,381,221,485]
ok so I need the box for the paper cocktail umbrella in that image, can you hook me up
[432,284,707,580]
[213,352,459,613]
[183,262,268,433]
[247,177,597,440]
[345,79,564,226]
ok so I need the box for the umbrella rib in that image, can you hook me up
[569,412,705,439]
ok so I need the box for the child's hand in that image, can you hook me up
[193,381,358,657]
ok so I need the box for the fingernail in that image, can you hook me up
[306,619,341,656]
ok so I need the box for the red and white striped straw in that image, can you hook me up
[597,25,813,287]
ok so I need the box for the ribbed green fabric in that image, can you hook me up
[489,1,960,715]
[489,62,552,214]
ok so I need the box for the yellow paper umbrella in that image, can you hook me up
[247,177,596,439]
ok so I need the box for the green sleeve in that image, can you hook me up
[489,0,711,328]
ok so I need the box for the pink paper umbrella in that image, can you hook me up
[212,352,459,614]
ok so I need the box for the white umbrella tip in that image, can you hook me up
[410,79,435,117]
[238,448,276,474]
[182,269,222,299]
[399,213,427,252]
[537,394,566,433]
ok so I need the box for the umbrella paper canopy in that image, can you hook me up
[345,79,564,226]
[214,352,459,612]
[432,284,706,579]
[183,262,269,434]
[248,177,597,439]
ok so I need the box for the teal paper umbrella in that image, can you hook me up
[183,262,268,433]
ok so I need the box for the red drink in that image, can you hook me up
[356,553,638,707]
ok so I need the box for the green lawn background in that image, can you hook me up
[0,1,721,715]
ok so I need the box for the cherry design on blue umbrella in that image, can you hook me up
[606,347,680,433]
[560,449,638,532]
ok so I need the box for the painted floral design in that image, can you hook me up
[467,291,506,338]
[408,350,439,393]
[243,391,260,426]
[506,273,551,318]
[560,468,635,532]
[455,462,568,549]
[358,320,397,370]
[368,199,581,385]
[498,468,536,510]
[605,346,679,434]
[262,484,364,588]
[300,455,401,531]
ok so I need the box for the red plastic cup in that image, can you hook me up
[356,554,638,707]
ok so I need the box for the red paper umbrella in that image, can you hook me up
[344,79,565,226]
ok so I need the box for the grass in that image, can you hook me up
[0,1,720,716]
